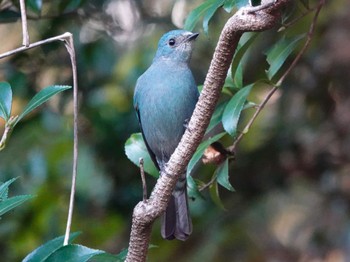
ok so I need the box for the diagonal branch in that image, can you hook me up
[125,0,291,261]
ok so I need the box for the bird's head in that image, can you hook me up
[154,30,199,63]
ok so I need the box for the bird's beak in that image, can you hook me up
[186,32,199,42]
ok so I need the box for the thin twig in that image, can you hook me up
[19,0,29,46]
[139,158,148,202]
[228,0,325,153]
[0,116,18,151]
[0,32,72,59]
[63,33,79,246]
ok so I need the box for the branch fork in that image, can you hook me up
[125,1,291,261]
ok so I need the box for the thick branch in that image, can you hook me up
[126,1,290,261]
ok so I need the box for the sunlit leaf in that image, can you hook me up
[209,181,226,210]
[217,158,234,191]
[44,244,104,262]
[234,62,243,89]
[187,132,226,176]
[125,133,159,178]
[203,0,225,34]
[26,0,42,15]
[0,195,34,216]
[265,34,305,80]
[23,232,81,262]
[0,82,12,121]
[222,84,253,137]
[17,85,71,123]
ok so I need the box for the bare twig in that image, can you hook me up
[19,0,29,46]
[62,33,79,246]
[0,32,72,59]
[139,158,148,202]
[228,0,325,153]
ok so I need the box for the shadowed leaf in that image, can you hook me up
[187,132,226,176]
[0,82,12,121]
[217,158,234,191]
[265,34,305,80]
[222,84,253,137]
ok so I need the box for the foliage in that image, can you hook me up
[0,82,71,150]
[0,177,34,217]
[126,0,307,210]
[0,0,345,261]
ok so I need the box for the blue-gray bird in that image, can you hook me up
[133,30,199,241]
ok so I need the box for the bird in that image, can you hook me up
[133,30,199,241]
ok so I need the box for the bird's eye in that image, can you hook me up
[168,38,176,46]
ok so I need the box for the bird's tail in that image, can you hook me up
[161,175,192,241]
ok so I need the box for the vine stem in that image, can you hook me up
[63,34,79,246]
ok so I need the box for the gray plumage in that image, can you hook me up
[133,30,199,241]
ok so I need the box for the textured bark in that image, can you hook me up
[125,1,290,261]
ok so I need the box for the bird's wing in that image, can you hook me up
[134,103,160,171]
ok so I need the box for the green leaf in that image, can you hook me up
[223,0,246,12]
[0,82,12,121]
[125,133,159,178]
[91,252,125,262]
[231,33,259,88]
[206,102,227,135]
[23,232,81,262]
[202,0,225,34]
[187,132,226,176]
[187,175,204,200]
[234,62,243,89]
[60,0,83,13]
[17,85,71,123]
[222,84,253,137]
[0,195,34,216]
[0,177,19,200]
[265,34,305,80]
[209,181,226,210]
[216,158,234,191]
[44,244,104,262]
[0,10,21,23]
[26,0,42,15]
[249,0,261,6]
[184,0,215,31]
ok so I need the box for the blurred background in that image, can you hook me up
[0,0,350,261]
